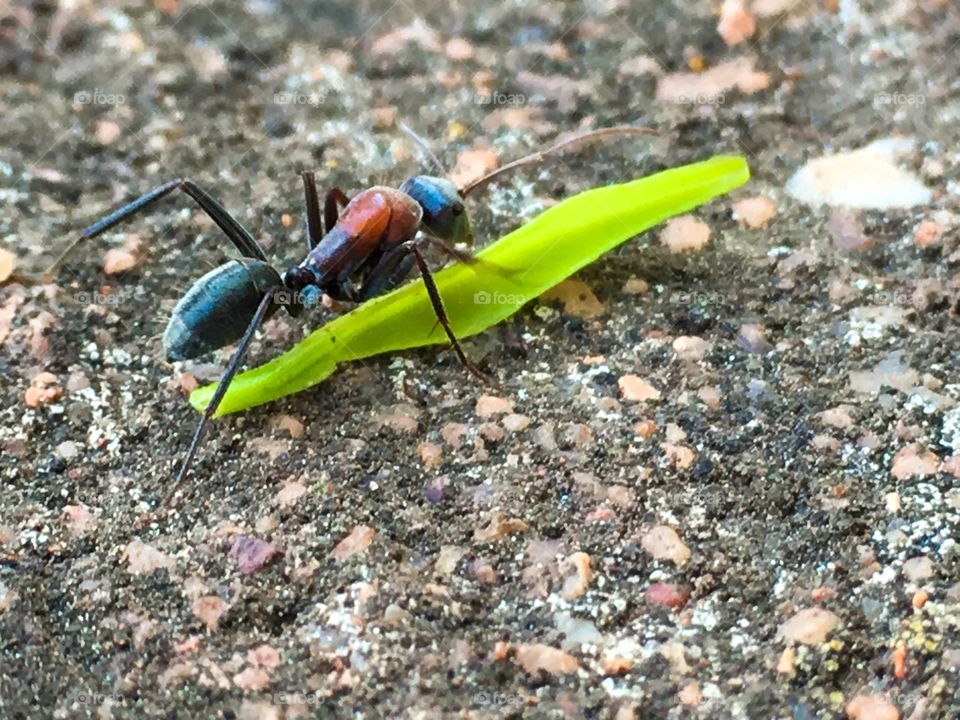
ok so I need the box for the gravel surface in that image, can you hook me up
[1,1,959,718]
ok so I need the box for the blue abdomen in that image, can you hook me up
[163,260,281,361]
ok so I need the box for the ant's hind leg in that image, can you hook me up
[45,179,268,280]
[165,289,276,505]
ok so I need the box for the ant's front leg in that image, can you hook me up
[358,240,493,385]
[44,178,268,280]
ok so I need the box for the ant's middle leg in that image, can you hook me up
[355,244,416,301]
[301,172,323,250]
[44,179,268,280]
[324,188,350,236]
[300,173,350,249]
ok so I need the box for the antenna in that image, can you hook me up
[458,125,657,197]
[398,121,448,176]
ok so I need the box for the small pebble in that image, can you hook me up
[192,595,228,632]
[561,551,592,600]
[229,535,280,575]
[619,375,661,402]
[645,582,689,609]
[673,336,709,362]
[25,372,62,407]
[913,219,943,248]
[514,644,579,675]
[55,441,79,460]
[331,525,375,561]
[540,280,604,318]
[601,657,633,676]
[902,555,933,582]
[678,681,702,708]
[95,119,122,145]
[778,608,839,645]
[274,481,306,508]
[640,525,690,565]
[102,236,141,275]
[737,324,772,354]
[449,148,498,189]
[786,139,932,209]
[445,37,474,60]
[417,441,443,468]
[501,413,530,432]
[732,195,776,228]
[274,415,304,438]
[476,422,502,443]
[475,394,513,418]
[633,419,656,437]
[124,540,173,574]
[845,695,899,720]
[622,277,649,295]
[776,646,795,675]
[440,422,469,448]
[717,0,756,46]
[0,248,14,283]
[891,444,940,480]
[698,386,721,408]
[660,215,711,253]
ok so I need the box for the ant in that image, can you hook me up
[28,124,654,494]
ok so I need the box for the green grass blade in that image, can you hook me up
[191,155,750,416]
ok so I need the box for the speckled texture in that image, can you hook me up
[1,1,959,719]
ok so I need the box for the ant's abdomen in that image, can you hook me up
[163,260,281,361]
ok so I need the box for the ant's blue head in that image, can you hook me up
[281,266,323,314]
[399,175,474,246]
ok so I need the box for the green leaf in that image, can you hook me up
[191,155,750,416]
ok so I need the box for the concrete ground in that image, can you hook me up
[0,0,958,718]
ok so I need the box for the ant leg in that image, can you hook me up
[324,188,350,235]
[165,290,276,505]
[44,179,268,280]
[400,241,494,386]
[301,172,323,250]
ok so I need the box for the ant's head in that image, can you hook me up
[399,175,474,247]
[281,266,322,312]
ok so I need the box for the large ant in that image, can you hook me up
[30,124,653,491]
